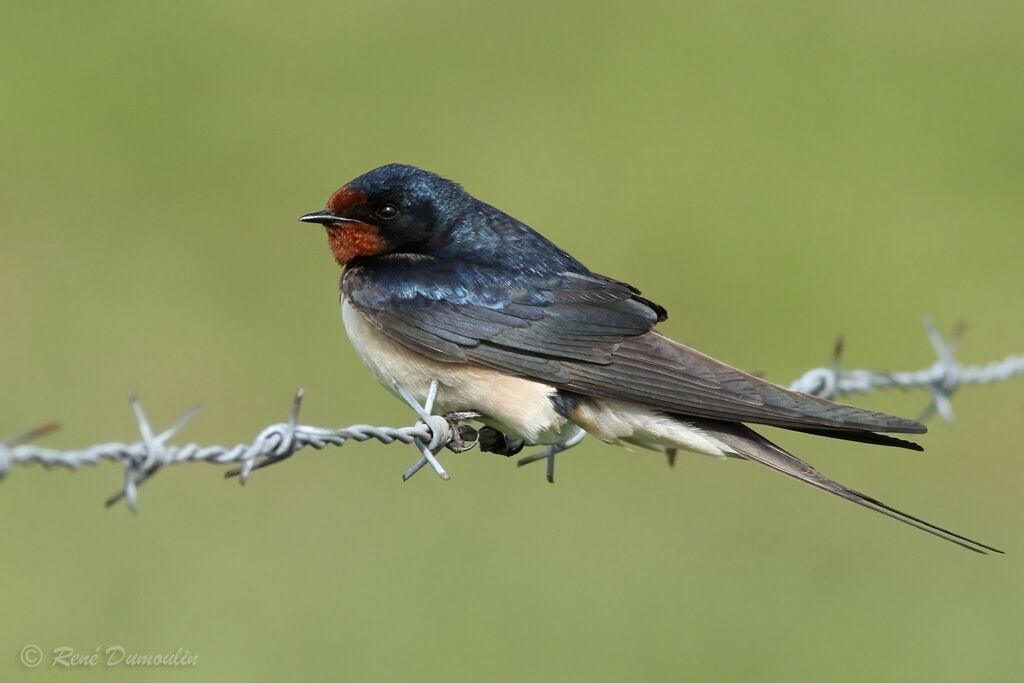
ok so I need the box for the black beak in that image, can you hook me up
[299,210,355,226]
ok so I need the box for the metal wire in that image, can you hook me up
[1,320,1021,508]
[787,318,1024,421]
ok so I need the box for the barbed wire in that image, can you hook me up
[788,318,1024,420]
[1,319,1021,509]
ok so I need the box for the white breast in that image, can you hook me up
[341,299,572,444]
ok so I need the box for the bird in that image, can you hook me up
[299,163,999,554]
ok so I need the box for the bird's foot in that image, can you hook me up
[478,427,525,457]
[439,411,484,454]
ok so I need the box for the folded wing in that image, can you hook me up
[345,264,925,438]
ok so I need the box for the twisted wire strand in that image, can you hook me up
[0,389,445,511]
[787,319,1024,422]
[1,320,1021,507]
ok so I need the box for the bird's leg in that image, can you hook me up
[477,427,525,457]
[516,426,587,484]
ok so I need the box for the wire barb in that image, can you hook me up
[394,379,451,481]
[788,319,1024,424]
[1,321,1021,504]
[516,426,587,483]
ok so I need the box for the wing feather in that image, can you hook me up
[345,264,925,436]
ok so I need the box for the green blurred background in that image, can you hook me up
[2,2,1022,681]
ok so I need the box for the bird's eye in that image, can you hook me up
[375,204,400,221]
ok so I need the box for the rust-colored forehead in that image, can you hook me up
[327,185,368,214]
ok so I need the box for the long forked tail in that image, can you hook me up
[692,419,1002,554]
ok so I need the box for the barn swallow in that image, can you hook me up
[300,163,999,553]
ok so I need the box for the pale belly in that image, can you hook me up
[341,299,575,444]
[340,298,736,458]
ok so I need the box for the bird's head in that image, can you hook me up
[300,163,464,266]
